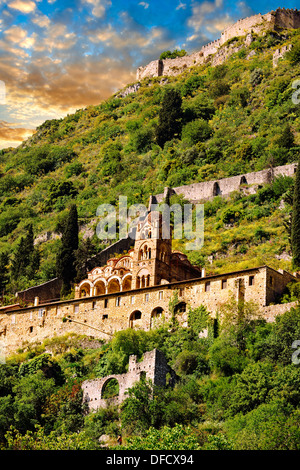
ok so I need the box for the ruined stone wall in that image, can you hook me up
[154,164,297,203]
[262,301,297,322]
[82,349,175,412]
[219,13,272,46]
[0,266,294,354]
[136,9,300,81]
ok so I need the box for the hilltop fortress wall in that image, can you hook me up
[136,8,300,80]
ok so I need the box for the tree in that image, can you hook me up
[155,88,183,147]
[56,204,79,296]
[74,238,97,283]
[0,252,9,294]
[159,49,187,60]
[181,119,213,145]
[120,380,158,434]
[291,160,300,269]
[10,224,40,281]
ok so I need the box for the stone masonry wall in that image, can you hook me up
[0,266,295,354]
[136,9,300,81]
[154,164,298,203]
[82,349,176,411]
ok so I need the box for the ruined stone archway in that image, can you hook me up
[129,310,142,328]
[212,182,221,196]
[174,302,186,314]
[150,307,164,329]
[101,377,120,400]
[240,175,248,185]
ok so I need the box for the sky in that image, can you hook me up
[0,0,299,149]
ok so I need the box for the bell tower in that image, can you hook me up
[132,210,172,289]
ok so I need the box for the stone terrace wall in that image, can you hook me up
[154,163,297,203]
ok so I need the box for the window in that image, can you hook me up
[38,309,44,318]
[102,314,108,320]
[92,301,96,309]
[145,293,149,302]
[205,281,211,292]
[131,296,135,305]
[104,299,108,308]
[11,315,16,324]
[159,291,163,300]
[179,288,184,296]
[221,279,227,289]
[74,305,79,314]
[29,326,33,333]
[116,297,121,307]
[249,275,255,286]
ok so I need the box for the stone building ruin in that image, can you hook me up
[82,349,176,412]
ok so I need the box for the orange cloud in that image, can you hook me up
[8,0,37,14]
[0,120,34,149]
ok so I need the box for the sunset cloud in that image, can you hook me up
[0,120,34,149]
[0,0,297,150]
[8,0,37,14]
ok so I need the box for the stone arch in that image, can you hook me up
[101,377,120,400]
[129,310,142,328]
[174,301,187,314]
[240,175,247,185]
[212,181,221,196]
[94,278,107,295]
[78,280,93,297]
[122,274,132,291]
[150,307,164,328]
[107,276,121,294]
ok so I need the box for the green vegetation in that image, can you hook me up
[159,49,187,60]
[1,299,300,450]
[0,28,299,450]
[0,29,299,301]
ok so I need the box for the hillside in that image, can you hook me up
[0,26,299,301]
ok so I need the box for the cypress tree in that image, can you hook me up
[155,88,183,147]
[291,162,300,269]
[56,204,79,296]
[11,224,39,280]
